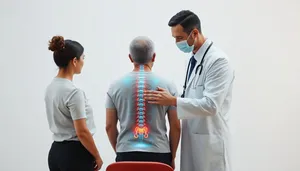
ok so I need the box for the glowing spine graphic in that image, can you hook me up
[133,65,149,139]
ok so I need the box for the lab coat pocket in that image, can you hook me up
[192,85,204,98]
[191,134,225,171]
[193,72,205,86]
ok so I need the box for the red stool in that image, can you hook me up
[106,161,174,171]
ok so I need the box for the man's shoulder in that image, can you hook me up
[149,72,177,93]
[108,72,133,86]
[148,72,173,85]
[107,72,140,96]
[108,72,176,91]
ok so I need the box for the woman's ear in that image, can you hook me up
[72,57,77,67]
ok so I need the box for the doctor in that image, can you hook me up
[144,10,235,171]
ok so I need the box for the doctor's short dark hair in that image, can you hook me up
[48,35,84,68]
[168,10,202,34]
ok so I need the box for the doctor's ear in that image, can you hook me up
[128,54,134,63]
[191,29,199,38]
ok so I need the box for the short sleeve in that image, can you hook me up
[168,82,178,111]
[67,89,87,120]
[105,93,116,109]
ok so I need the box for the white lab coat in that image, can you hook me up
[177,39,235,171]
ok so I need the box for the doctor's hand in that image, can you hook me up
[144,87,176,106]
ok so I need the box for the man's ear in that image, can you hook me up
[129,54,134,63]
[152,53,156,62]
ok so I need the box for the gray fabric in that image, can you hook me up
[45,77,96,142]
[106,71,178,153]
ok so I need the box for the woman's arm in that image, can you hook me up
[74,119,101,160]
[68,89,102,161]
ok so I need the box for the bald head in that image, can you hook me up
[129,36,155,64]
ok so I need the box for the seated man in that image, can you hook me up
[105,36,181,168]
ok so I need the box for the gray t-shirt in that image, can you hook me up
[44,77,96,142]
[105,71,178,153]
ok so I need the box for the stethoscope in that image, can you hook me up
[181,42,213,98]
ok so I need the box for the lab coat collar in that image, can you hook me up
[186,39,212,88]
[193,38,212,62]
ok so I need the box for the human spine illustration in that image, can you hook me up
[133,65,149,139]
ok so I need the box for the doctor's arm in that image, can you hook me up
[176,58,234,119]
[105,94,119,152]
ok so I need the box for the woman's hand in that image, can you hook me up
[94,157,103,170]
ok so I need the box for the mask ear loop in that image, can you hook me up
[187,31,196,47]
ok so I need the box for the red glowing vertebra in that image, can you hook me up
[133,126,149,139]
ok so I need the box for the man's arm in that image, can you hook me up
[176,57,234,119]
[167,108,181,161]
[105,93,119,152]
[105,108,118,152]
[166,83,181,169]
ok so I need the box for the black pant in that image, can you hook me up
[116,151,172,167]
[48,141,95,171]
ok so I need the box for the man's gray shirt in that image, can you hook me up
[105,71,178,153]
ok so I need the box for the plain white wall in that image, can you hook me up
[1,0,299,170]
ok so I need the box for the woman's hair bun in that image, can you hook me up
[48,36,65,52]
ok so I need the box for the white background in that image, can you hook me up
[1,0,300,170]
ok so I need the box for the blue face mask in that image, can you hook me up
[176,33,195,53]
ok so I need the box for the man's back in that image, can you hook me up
[106,68,177,153]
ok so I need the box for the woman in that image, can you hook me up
[45,36,103,171]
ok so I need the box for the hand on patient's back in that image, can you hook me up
[144,86,175,106]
